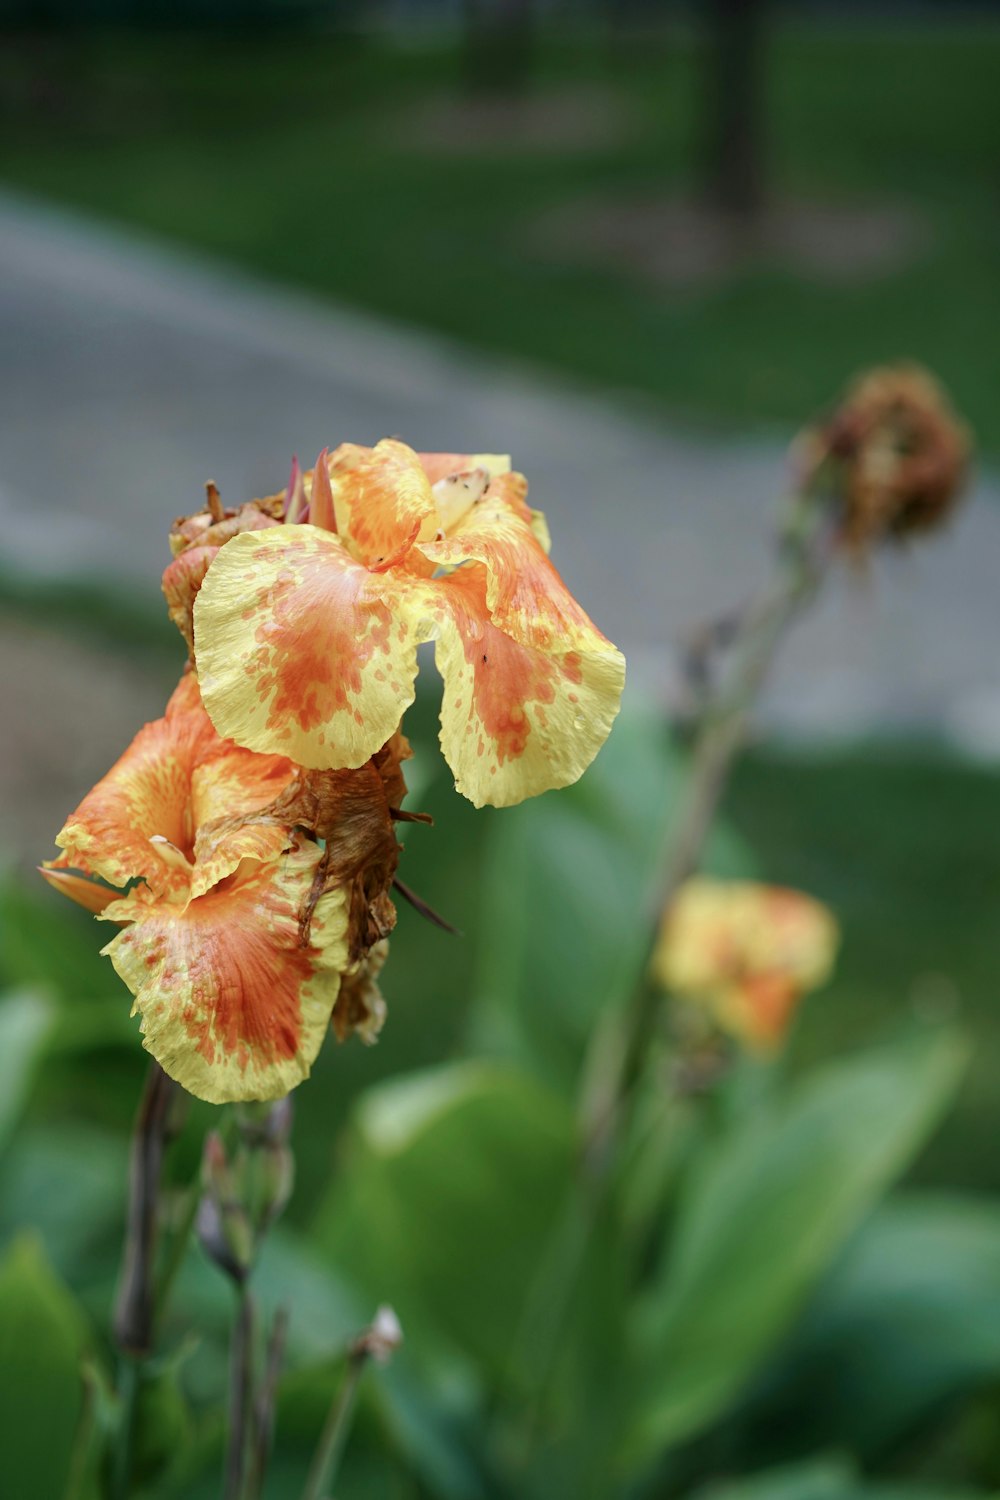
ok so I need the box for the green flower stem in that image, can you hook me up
[302,1344,370,1500]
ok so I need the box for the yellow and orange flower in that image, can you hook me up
[651,879,839,1050]
[42,672,401,1103]
[189,441,626,808]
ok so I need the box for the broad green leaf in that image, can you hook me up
[626,1024,967,1462]
[0,1236,91,1500]
[694,1459,859,1500]
[0,990,53,1152]
[0,1125,126,1279]
[469,689,752,1086]
[131,1358,194,1492]
[0,879,110,1002]
[692,1456,986,1500]
[314,1062,576,1377]
[742,1191,1000,1459]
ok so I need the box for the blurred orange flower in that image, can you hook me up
[651,878,839,1050]
[42,672,399,1103]
[189,441,626,808]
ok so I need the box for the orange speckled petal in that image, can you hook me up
[51,672,212,898]
[103,836,349,1103]
[194,525,429,770]
[190,736,295,834]
[327,439,435,570]
[429,563,625,808]
[418,482,608,650]
[39,863,123,915]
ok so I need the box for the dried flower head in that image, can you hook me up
[652,878,839,1051]
[162,482,285,653]
[797,364,970,549]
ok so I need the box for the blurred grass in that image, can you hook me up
[0,18,997,446]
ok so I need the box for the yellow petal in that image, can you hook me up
[194,525,427,770]
[417,482,625,806]
[327,439,435,569]
[104,836,349,1104]
[430,563,625,808]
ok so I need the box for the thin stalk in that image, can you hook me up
[302,1346,370,1500]
[154,1178,200,1320]
[111,1060,179,1500]
[579,492,836,1169]
[114,1062,178,1353]
[246,1307,290,1500]
[225,1286,255,1500]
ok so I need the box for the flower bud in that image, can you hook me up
[197,1131,254,1283]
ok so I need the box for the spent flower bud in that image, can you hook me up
[353,1304,403,1365]
[795,363,970,550]
[197,1131,254,1283]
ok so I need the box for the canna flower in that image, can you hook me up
[42,672,402,1103]
[189,441,626,808]
[651,878,838,1051]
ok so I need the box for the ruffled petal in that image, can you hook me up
[194,525,428,770]
[39,862,122,915]
[48,672,299,905]
[416,452,510,486]
[183,686,303,897]
[326,439,435,569]
[418,480,610,649]
[103,836,349,1103]
[51,673,212,898]
[429,563,625,807]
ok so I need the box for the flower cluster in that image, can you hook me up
[45,443,626,1102]
[651,878,839,1051]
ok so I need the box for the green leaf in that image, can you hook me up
[0,1125,127,1279]
[0,878,110,1003]
[691,1456,987,1500]
[470,691,751,1086]
[626,1024,967,1463]
[742,1191,1000,1459]
[0,1235,91,1500]
[314,1062,576,1378]
[0,990,53,1153]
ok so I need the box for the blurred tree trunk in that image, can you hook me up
[702,0,766,219]
[462,0,535,96]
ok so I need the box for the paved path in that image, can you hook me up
[2,190,999,751]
